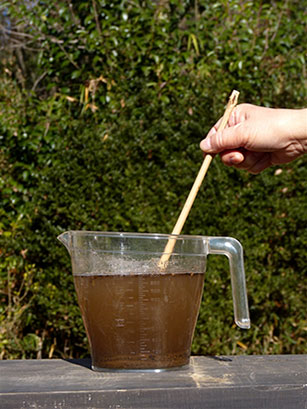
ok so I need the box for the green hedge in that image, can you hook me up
[0,0,306,359]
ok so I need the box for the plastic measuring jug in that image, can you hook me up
[58,231,250,371]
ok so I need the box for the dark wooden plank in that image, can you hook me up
[1,387,306,409]
[0,355,306,409]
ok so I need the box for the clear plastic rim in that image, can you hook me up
[60,230,210,257]
[64,230,207,241]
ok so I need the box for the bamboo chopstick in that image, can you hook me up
[158,90,240,270]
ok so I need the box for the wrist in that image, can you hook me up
[279,108,307,154]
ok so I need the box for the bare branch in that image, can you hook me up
[31,71,47,91]
[0,26,35,39]
[92,0,102,35]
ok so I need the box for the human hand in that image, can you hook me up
[200,104,307,174]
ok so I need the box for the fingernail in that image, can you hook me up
[229,155,240,165]
[229,153,244,165]
[200,137,212,152]
[228,156,236,165]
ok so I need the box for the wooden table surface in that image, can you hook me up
[0,355,306,409]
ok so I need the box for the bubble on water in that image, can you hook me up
[72,246,206,277]
[73,251,204,276]
[90,253,162,275]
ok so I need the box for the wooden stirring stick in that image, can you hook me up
[158,90,240,270]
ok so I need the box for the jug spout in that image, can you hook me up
[57,231,71,254]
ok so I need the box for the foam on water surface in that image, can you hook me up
[73,252,203,276]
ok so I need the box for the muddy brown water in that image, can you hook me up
[74,272,204,370]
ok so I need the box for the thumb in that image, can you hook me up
[200,123,247,153]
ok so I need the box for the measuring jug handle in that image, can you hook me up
[208,237,250,329]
